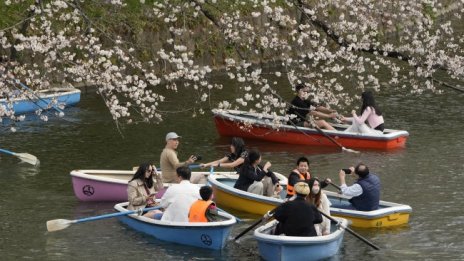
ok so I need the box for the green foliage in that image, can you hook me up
[422,3,436,21]
[0,0,35,28]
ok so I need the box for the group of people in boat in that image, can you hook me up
[287,83,385,134]
[126,129,381,238]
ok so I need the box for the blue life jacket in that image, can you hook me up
[349,173,380,211]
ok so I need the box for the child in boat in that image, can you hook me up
[189,186,220,222]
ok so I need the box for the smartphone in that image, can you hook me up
[195,155,202,161]
[342,168,352,174]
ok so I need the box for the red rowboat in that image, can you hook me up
[212,109,408,150]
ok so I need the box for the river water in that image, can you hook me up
[1,77,463,260]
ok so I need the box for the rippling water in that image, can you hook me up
[1,84,463,260]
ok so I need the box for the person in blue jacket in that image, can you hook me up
[338,163,380,211]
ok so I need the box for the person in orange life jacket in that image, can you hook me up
[337,163,380,211]
[200,137,248,172]
[189,186,220,222]
[270,182,323,237]
[127,163,163,218]
[286,157,330,198]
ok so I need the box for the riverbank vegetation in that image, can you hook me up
[1,0,463,130]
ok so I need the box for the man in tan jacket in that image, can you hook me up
[160,132,205,184]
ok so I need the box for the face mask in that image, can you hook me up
[312,187,320,195]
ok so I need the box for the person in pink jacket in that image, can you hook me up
[341,90,385,134]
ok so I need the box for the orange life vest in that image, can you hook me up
[286,169,311,196]
[189,200,215,222]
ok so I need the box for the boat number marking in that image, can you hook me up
[82,185,95,196]
[200,234,212,246]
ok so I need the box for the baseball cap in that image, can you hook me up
[166,132,181,141]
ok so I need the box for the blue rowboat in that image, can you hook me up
[254,218,348,261]
[0,88,81,115]
[114,202,237,250]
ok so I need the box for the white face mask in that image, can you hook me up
[312,187,320,195]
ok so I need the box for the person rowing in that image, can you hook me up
[286,83,337,130]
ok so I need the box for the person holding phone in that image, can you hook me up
[160,132,204,184]
[337,163,381,211]
[127,163,164,218]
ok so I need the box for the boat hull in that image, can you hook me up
[71,171,129,202]
[208,175,412,228]
[254,219,348,261]
[213,110,409,150]
[114,202,236,250]
[70,169,238,202]
[1,89,81,115]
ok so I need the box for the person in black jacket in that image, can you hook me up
[272,182,323,237]
[286,83,337,130]
[234,149,278,196]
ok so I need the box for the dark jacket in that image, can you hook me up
[349,173,381,211]
[234,165,278,191]
[286,96,315,124]
[273,197,323,237]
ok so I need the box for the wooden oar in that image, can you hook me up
[46,206,162,232]
[314,125,360,153]
[319,211,380,250]
[234,208,277,241]
[0,148,39,166]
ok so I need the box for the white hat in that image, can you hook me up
[166,132,181,141]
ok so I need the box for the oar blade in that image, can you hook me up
[46,219,73,232]
[16,153,40,166]
[342,147,360,154]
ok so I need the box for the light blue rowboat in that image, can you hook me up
[114,202,237,250]
[0,88,81,115]
[254,218,348,261]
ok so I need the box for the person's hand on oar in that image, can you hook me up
[322,177,343,193]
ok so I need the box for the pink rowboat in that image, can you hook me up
[213,109,409,150]
[70,169,238,202]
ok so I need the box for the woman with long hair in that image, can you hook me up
[341,90,385,134]
[306,178,331,236]
[233,149,278,196]
[127,163,164,218]
[201,137,247,172]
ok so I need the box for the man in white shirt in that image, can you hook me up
[159,166,201,222]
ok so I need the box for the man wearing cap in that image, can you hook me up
[270,182,322,237]
[337,163,380,211]
[160,132,203,184]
